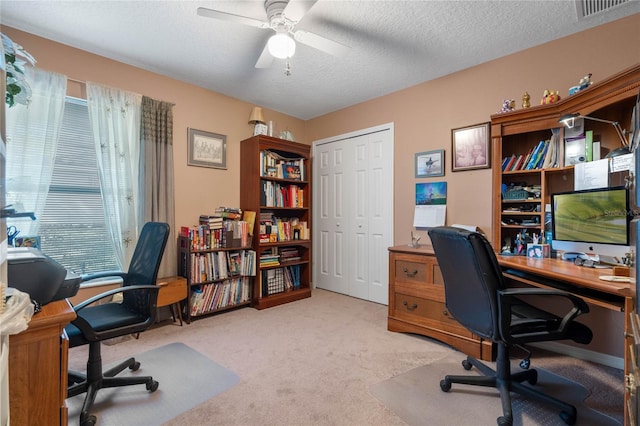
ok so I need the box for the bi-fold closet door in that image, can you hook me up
[313,127,393,305]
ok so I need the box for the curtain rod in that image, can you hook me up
[65,77,175,106]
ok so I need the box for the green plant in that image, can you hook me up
[2,33,36,107]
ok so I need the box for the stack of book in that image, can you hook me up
[279,247,301,263]
[259,249,280,267]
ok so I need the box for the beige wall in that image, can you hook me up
[3,14,639,358]
[0,25,307,238]
[306,13,640,247]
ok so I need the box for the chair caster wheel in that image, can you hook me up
[440,379,451,392]
[527,369,538,385]
[80,414,97,426]
[147,380,159,392]
[462,359,472,370]
[130,361,141,371]
[520,358,530,369]
[497,416,512,426]
[559,410,576,425]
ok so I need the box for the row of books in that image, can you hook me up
[181,225,234,250]
[260,149,305,180]
[258,216,309,243]
[189,277,251,316]
[188,249,256,284]
[261,265,301,296]
[501,130,561,172]
[261,180,304,208]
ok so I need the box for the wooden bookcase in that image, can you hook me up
[491,64,640,254]
[177,235,255,322]
[240,135,312,309]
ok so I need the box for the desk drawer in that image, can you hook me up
[393,293,471,338]
[395,260,428,283]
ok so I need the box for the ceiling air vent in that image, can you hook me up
[576,0,631,18]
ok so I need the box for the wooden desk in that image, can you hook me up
[8,299,76,425]
[498,255,635,426]
[388,245,494,361]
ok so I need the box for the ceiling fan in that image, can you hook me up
[197,0,350,73]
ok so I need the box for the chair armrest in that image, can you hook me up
[497,287,590,339]
[73,285,159,312]
[81,270,127,282]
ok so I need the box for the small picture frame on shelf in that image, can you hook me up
[452,122,490,172]
[188,128,227,169]
[415,149,444,177]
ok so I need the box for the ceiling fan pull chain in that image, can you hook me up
[284,60,292,77]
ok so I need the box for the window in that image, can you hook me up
[37,97,119,274]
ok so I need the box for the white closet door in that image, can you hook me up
[363,131,394,304]
[314,139,349,294]
[313,125,393,304]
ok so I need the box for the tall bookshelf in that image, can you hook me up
[240,135,312,309]
[177,233,256,322]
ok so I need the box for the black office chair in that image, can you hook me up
[427,226,592,426]
[66,221,170,426]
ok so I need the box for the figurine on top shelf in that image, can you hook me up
[522,91,530,109]
[540,89,561,105]
[568,73,593,95]
[498,99,516,113]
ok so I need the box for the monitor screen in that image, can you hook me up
[551,186,630,263]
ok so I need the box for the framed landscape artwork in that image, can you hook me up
[187,128,227,169]
[451,122,490,172]
[415,149,444,177]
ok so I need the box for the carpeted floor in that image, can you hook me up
[67,342,239,425]
[370,357,620,426]
[66,289,623,425]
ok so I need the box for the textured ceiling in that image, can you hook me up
[1,1,639,120]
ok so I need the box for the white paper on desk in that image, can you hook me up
[413,205,446,228]
[574,159,609,190]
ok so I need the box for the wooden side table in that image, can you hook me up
[156,276,187,325]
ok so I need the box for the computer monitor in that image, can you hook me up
[551,186,631,264]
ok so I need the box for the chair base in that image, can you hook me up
[440,344,576,426]
[68,342,159,426]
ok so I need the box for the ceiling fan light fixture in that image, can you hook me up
[268,32,296,59]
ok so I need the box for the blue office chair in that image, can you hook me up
[428,226,592,426]
[66,221,170,426]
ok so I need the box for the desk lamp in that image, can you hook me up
[559,113,629,156]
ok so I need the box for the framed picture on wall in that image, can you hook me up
[415,149,444,177]
[451,122,490,172]
[187,128,227,169]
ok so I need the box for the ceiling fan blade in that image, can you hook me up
[197,7,269,29]
[293,30,350,57]
[255,42,274,68]
[282,0,318,23]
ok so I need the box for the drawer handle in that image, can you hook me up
[403,300,418,311]
[402,267,418,277]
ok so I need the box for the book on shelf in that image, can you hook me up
[585,130,594,162]
[261,150,305,180]
[242,210,256,236]
[564,135,586,165]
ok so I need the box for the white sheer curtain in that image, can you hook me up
[5,67,67,236]
[86,82,142,270]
